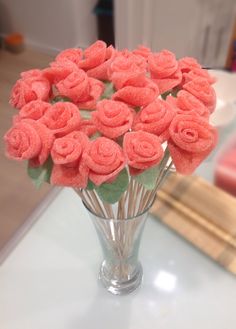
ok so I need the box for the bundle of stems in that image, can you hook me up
[75,149,173,220]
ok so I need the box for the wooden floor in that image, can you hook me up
[0,48,54,251]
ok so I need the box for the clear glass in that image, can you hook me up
[85,205,149,295]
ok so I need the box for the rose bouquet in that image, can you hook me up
[4,41,218,294]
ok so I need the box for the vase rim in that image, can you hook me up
[82,196,156,221]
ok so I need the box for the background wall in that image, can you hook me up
[115,0,236,68]
[0,0,98,53]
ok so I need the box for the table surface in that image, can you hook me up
[0,188,236,329]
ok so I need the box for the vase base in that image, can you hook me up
[99,261,143,295]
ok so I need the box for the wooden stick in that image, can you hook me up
[88,190,107,218]
[127,177,134,218]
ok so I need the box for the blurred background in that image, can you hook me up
[0,0,236,252]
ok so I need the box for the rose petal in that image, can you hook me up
[112,78,159,107]
[183,77,216,113]
[51,161,89,188]
[19,100,51,120]
[86,46,117,80]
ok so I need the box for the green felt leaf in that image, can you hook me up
[90,131,101,140]
[51,95,72,104]
[95,168,129,204]
[133,165,161,190]
[86,180,95,190]
[161,90,172,100]
[27,157,53,189]
[80,110,92,119]
[101,82,115,100]
[134,148,170,190]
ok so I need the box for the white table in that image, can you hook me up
[0,188,235,329]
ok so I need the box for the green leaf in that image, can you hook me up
[95,168,129,204]
[80,110,92,119]
[27,157,53,189]
[51,95,72,104]
[90,131,101,140]
[161,90,172,100]
[134,148,170,190]
[133,165,161,190]
[101,82,115,100]
[86,180,95,190]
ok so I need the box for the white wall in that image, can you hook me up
[0,0,98,53]
[115,0,236,67]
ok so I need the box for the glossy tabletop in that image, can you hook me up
[0,188,235,329]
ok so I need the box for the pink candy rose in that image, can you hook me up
[178,57,202,73]
[112,78,159,107]
[109,52,147,89]
[44,60,79,84]
[148,49,182,94]
[85,43,117,81]
[133,99,176,141]
[133,45,151,59]
[83,137,126,186]
[123,131,164,175]
[51,131,89,188]
[40,102,81,137]
[182,68,216,86]
[183,77,216,113]
[168,114,218,174]
[166,90,210,119]
[19,100,51,120]
[10,69,51,109]
[55,48,83,66]
[92,100,134,139]
[4,119,54,167]
[55,70,104,110]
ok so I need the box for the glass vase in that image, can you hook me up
[85,204,150,295]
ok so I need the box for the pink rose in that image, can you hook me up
[55,48,83,66]
[86,45,117,80]
[133,99,176,141]
[83,137,125,186]
[55,70,104,110]
[168,114,218,174]
[112,78,159,107]
[109,51,147,89]
[43,60,79,84]
[77,78,104,110]
[79,40,107,71]
[123,131,164,175]
[19,100,51,120]
[148,50,182,94]
[51,131,89,165]
[182,68,216,85]
[51,131,89,188]
[9,70,51,109]
[40,102,81,137]
[178,57,202,73]
[166,91,210,119]
[183,77,216,113]
[92,100,134,138]
[4,119,54,167]
[133,45,151,59]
